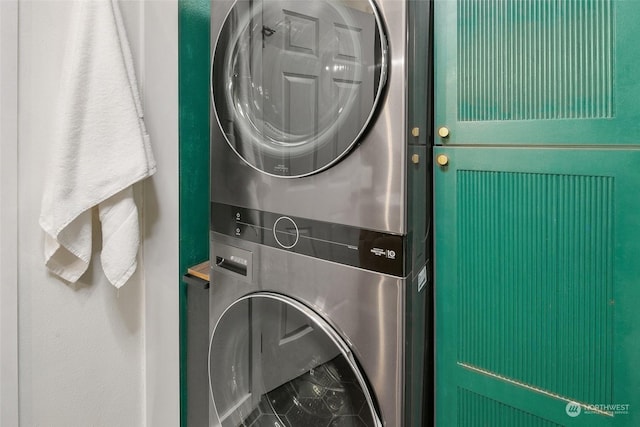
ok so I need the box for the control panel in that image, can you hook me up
[211,202,406,277]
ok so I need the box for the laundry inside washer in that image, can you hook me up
[209,294,380,427]
[241,358,374,427]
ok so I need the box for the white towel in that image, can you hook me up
[39,0,156,288]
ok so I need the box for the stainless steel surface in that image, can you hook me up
[209,0,412,424]
[209,233,405,427]
[212,0,387,179]
[210,0,407,234]
[211,242,253,283]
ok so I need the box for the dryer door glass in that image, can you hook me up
[209,293,382,427]
[212,0,388,178]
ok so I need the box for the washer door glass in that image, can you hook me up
[212,0,388,177]
[209,293,382,427]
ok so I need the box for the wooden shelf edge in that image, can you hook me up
[187,260,210,282]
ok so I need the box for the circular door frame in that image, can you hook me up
[210,0,390,179]
[208,291,383,427]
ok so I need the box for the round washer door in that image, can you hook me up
[211,0,388,178]
[209,292,382,427]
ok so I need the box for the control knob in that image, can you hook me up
[273,216,299,249]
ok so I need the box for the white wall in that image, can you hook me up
[11,1,179,426]
[138,1,180,425]
[0,1,20,426]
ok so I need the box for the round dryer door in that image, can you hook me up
[209,293,382,427]
[211,0,388,178]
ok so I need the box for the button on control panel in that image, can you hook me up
[273,216,299,249]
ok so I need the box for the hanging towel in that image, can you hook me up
[39,0,156,288]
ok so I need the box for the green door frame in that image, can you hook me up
[179,1,211,426]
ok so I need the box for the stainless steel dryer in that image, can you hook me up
[210,0,405,234]
[209,0,433,425]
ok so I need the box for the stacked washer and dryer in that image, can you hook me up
[208,0,432,426]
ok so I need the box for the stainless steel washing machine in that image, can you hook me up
[209,0,433,425]
[208,234,406,427]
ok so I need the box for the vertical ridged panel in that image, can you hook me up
[457,0,613,121]
[458,388,565,426]
[457,171,613,405]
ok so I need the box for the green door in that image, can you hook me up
[434,146,640,426]
[434,0,640,145]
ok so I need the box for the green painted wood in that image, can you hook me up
[179,0,211,426]
[407,1,434,424]
[435,146,640,426]
[406,145,429,427]
[458,389,563,427]
[434,0,640,145]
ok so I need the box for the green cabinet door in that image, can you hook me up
[435,146,640,426]
[435,0,640,145]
